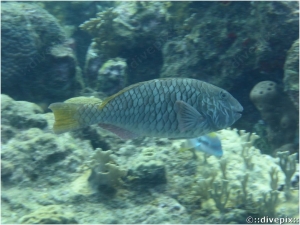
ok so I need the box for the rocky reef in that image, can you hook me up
[1,1,299,223]
[76,1,299,139]
[2,1,298,135]
[1,95,298,224]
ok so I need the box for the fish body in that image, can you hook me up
[181,132,223,156]
[49,78,243,139]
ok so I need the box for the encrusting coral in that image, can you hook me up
[19,205,77,224]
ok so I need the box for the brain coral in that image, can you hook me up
[1,2,83,104]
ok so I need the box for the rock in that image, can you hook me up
[129,160,166,187]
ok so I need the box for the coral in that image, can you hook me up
[1,127,92,185]
[41,2,109,28]
[128,160,167,188]
[160,2,299,88]
[80,1,168,87]
[184,128,291,218]
[82,42,104,89]
[196,176,216,201]
[258,190,280,217]
[209,180,231,213]
[19,205,77,224]
[87,148,127,190]
[219,158,228,179]
[236,173,250,207]
[250,81,298,151]
[1,2,83,104]
[284,39,299,110]
[157,1,299,133]
[1,95,47,131]
[1,160,15,180]
[277,151,297,200]
[253,121,272,154]
[97,58,127,95]
[1,96,94,186]
[269,167,279,191]
[1,95,299,223]
[80,2,169,52]
[239,130,259,169]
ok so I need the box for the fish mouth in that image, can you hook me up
[234,105,243,116]
[234,111,243,119]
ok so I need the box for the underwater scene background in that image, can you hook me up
[1,1,299,224]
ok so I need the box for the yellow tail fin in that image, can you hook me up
[49,103,81,134]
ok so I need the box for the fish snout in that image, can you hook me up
[232,103,243,120]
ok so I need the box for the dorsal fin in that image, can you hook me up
[64,96,103,104]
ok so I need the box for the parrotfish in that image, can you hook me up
[49,78,243,139]
[180,132,223,157]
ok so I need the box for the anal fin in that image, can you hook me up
[99,123,140,140]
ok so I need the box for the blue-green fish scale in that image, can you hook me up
[74,78,243,139]
[100,79,190,137]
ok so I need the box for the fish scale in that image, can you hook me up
[49,78,243,139]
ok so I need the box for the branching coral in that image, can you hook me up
[269,167,279,191]
[209,180,231,213]
[87,148,127,190]
[193,128,288,217]
[277,151,297,200]
[196,170,217,201]
[258,190,280,217]
[239,130,259,170]
[219,158,227,179]
[236,173,249,206]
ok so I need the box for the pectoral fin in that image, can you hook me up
[174,100,205,132]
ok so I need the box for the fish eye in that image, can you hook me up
[219,91,227,99]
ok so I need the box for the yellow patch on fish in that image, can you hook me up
[49,97,102,134]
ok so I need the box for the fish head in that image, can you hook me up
[201,86,243,130]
